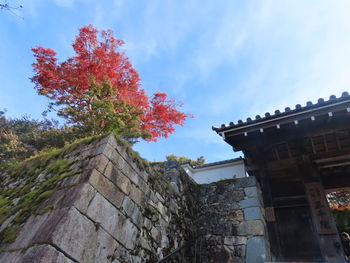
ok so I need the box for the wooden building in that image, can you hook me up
[213,92,350,262]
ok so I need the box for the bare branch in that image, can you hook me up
[0,1,23,19]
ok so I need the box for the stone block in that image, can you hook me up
[237,220,264,236]
[38,183,96,214]
[82,227,118,263]
[151,227,162,245]
[122,196,142,227]
[97,134,118,148]
[57,170,91,188]
[244,186,258,198]
[224,236,247,246]
[139,234,152,251]
[86,192,122,237]
[157,201,167,216]
[140,170,149,182]
[129,183,143,207]
[8,209,67,251]
[87,154,109,174]
[246,236,267,263]
[73,183,97,213]
[115,217,138,250]
[155,192,165,203]
[239,197,260,209]
[235,176,257,188]
[0,250,22,263]
[104,162,131,195]
[161,234,169,248]
[3,244,74,263]
[95,141,116,160]
[50,207,100,262]
[143,217,152,230]
[114,244,143,263]
[89,169,125,208]
[112,152,141,186]
[114,142,129,161]
[244,207,262,220]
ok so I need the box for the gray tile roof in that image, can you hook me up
[182,157,243,169]
[212,91,350,133]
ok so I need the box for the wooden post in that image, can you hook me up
[301,162,346,262]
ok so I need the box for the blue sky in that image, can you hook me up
[1,0,350,163]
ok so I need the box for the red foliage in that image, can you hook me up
[31,25,189,141]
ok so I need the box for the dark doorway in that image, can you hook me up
[275,206,323,261]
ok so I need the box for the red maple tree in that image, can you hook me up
[31,25,189,141]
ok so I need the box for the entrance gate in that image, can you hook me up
[213,93,350,262]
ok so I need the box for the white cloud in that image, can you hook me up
[196,0,350,120]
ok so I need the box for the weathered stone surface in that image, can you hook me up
[87,154,109,174]
[244,186,258,198]
[122,196,142,227]
[0,250,22,263]
[51,207,98,262]
[89,169,125,208]
[97,133,118,149]
[235,176,257,188]
[0,214,15,233]
[0,134,269,263]
[115,217,138,250]
[239,197,260,209]
[157,200,167,216]
[129,183,143,207]
[86,192,121,237]
[82,227,118,263]
[244,207,262,220]
[38,182,96,213]
[155,192,165,204]
[1,245,74,263]
[113,244,143,263]
[8,209,66,250]
[95,141,116,160]
[224,236,247,246]
[237,220,264,236]
[57,170,91,188]
[151,227,162,245]
[104,162,132,195]
[144,217,152,230]
[73,183,97,213]
[246,236,267,263]
[225,209,244,222]
[140,234,152,251]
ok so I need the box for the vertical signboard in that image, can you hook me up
[305,182,337,234]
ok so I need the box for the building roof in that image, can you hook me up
[182,157,243,170]
[212,91,350,134]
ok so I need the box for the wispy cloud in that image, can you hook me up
[195,1,350,122]
[4,0,350,162]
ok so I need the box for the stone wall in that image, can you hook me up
[0,134,269,263]
[195,177,270,263]
[0,134,197,263]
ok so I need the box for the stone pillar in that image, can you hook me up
[239,178,271,263]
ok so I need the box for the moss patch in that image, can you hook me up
[0,135,105,244]
[0,225,20,244]
[0,133,147,245]
[114,134,150,171]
